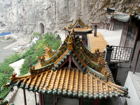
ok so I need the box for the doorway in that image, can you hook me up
[40,23,45,34]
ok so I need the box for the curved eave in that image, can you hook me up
[10,69,128,99]
[65,28,92,33]
[12,85,128,99]
[73,38,112,79]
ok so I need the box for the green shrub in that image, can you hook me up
[0,54,21,99]
[33,32,41,37]
[20,33,61,75]
[43,33,61,50]
[0,32,61,99]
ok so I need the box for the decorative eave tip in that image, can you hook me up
[10,73,17,80]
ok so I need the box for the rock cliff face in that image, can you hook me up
[0,0,140,35]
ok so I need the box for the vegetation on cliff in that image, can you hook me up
[20,33,61,75]
[0,54,21,99]
[0,33,61,100]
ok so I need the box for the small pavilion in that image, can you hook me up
[9,32,128,105]
[64,18,92,46]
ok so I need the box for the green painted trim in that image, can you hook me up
[78,92,83,98]
[98,93,104,99]
[42,90,46,93]
[19,82,25,88]
[87,66,106,80]
[67,90,72,96]
[88,94,93,99]
[73,92,78,96]
[62,90,67,95]
[34,87,38,91]
[47,90,52,94]
[83,93,88,98]
[57,89,62,95]
[52,89,57,95]
[28,88,33,91]
[15,81,21,86]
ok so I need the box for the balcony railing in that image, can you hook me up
[110,46,133,62]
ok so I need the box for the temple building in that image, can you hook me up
[64,18,92,46]
[9,32,128,105]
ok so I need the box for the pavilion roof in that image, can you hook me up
[64,18,92,33]
[10,68,127,99]
[9,32,128,99]
[112,13,130,22]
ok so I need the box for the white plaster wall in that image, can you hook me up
[8,88,39,105]
[125,72,140,105]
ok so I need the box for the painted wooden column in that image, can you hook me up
[94,25,97,37]
[39,93,45,105]
[53,95,58,105]
[39,93,44,105]
[79,98,83,105]
[23,89,27,105]
[34,92,38,105]
[105,45,113,64]
[42,94,45,105]
[93,99,100,105]
[39,93,41,105]
[83,34,88,46]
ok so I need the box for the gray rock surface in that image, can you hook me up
[0,0,140,36]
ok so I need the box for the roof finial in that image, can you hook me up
[10,73,17,80]
[70,28,75,35]
[67,35,73,50]
[67,29,75,50]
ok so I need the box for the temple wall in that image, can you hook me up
[5,87,39,105]
[125,71,140,105]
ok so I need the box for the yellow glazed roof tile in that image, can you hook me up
[11,68,127,98]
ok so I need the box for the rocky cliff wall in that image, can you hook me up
[0,0,140,36]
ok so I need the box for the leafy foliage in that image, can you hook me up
[0,32,61,99]
[0,54,21,98]
[20,33,61,75]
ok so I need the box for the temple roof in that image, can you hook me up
[11,68,127,99]
[64,18,92,33]
[112,13,130,22]
[9,32,128,99]
[111,12,140,24]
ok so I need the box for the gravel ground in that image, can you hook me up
[0,39,16,63]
